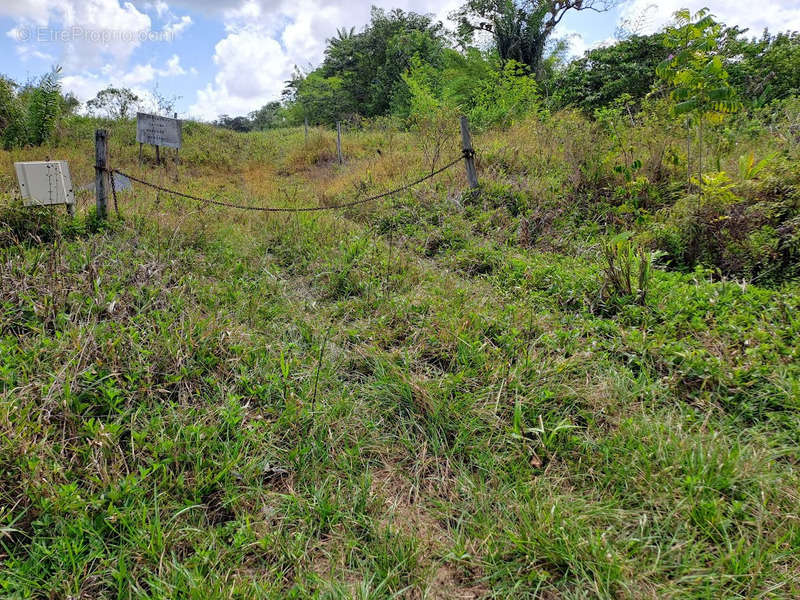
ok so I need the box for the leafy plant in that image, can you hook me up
[600,234,654,306]
[25,68,64,146]
[656,9,742,186]
[469,60,540,128]
[0,67,65,148]
[737,152,776,181]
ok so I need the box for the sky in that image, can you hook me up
[1,1,799,121]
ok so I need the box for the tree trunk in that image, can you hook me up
[686,118,691,191]
[698,117,703,186]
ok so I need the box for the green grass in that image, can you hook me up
[1,114,799,598]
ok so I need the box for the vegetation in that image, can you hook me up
[1,5,800,599]
[87,87,141,120]
[0,67,77,149]
[452,0,615,77]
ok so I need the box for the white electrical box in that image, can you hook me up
[14,160,75,207]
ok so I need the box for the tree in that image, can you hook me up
[25,68,63,145]
[0,76,24,149]
[250,101,285,130]
[553,33,667,111]
[0,76,20,134]
[87,86,140,119]
[214,114,253,132]
[0,67,68,148]
[452,0,615,78]
[656,8,742,186]
[287,7,446,123]
[724,30,800,106]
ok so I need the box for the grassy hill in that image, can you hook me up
[1,111,799,598]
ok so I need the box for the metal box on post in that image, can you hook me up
[14,160,75,207]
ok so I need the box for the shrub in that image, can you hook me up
[600,235,654,307]
[1,68,65,149]
[650,171,798,282]
[282,131,336,172]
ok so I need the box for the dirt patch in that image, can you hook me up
[426,565,489,600]
[370,467,488,598]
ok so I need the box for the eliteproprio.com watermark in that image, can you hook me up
[15,26,175,43]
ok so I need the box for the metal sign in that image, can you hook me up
[14,160,74,206]
[136,112,182,148]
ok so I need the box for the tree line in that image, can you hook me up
[1,1,798,144]
[217,2,800,132]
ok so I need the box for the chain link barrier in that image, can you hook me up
[106,151,468,214]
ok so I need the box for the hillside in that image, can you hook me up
[1,106,799,598]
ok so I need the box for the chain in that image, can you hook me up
[109,152,467,213]
[109,168,118,216]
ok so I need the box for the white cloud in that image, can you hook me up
[618,0,800,36]
[163,15,192,36]
[161,54,187,77]
[150,1,170,19]
[5,0,153,68]
[63,54,190,110]
[14,44,55,61]
[0,0,52,25]
[3,0,193,70]
[190,27,293,119]
[188,0,462,120]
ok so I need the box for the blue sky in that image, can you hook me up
[1,1,798,121]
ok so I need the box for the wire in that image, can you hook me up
[108,153,466,213]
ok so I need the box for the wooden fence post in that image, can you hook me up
[460,116,478,189]
[336,121,343,165]
[95,129,109,219]
[304,116,309,143]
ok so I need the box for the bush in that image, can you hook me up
[282,131,336,172]
[599,235,654,308]
[649,171,799,282]
[1,68,66,149]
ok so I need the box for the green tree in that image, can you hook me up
[0,67,65,148]
[452,0,615,78]
[25,68,63,146]
[249,101,285,130]
[553,33,667,111]
[656,8,742,185]
[289,72,354,126]
[0,76,22,144]
[724,30,800,106]
[286,8,446,123]
[214,114,253,132]
[87,86,140,119]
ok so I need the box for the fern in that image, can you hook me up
[737,152,776,180]
[0,76,25,149]
[26,68,62,146]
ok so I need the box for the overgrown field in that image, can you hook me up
[1,111,799,598]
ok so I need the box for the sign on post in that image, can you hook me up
[136,112,182,149]
[14,161,75,208]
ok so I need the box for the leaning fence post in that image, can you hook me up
[460,116,478,189]
[95,129,109,220]
[336,121,343,165]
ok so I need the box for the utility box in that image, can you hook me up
[14,160,75,207]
